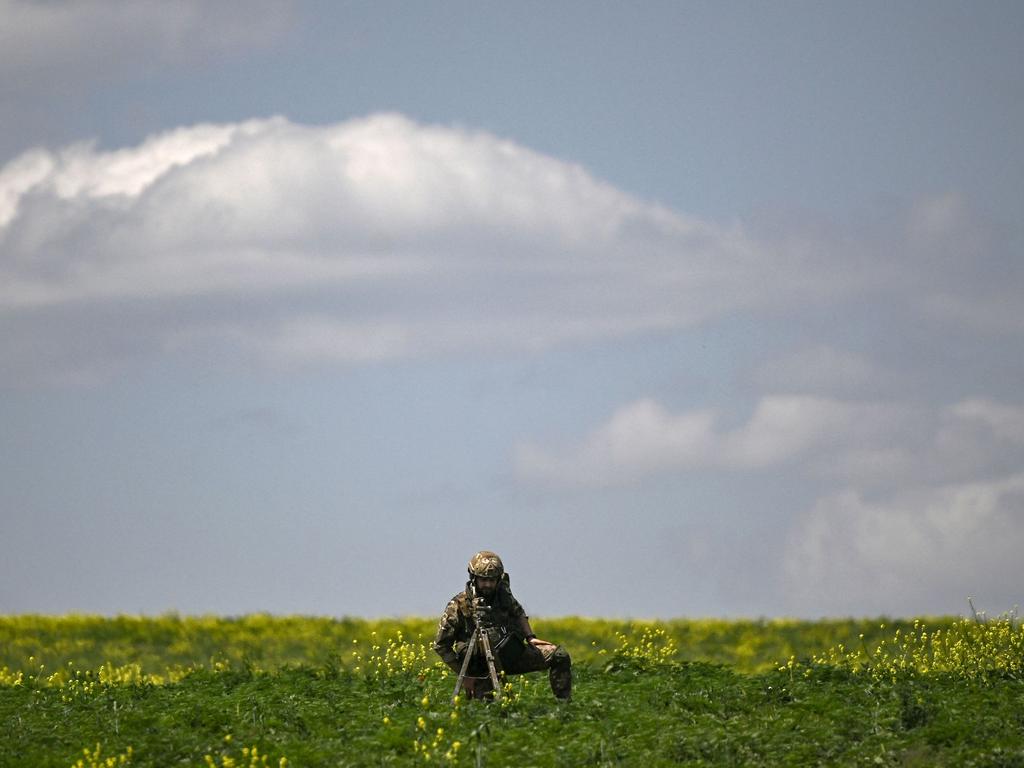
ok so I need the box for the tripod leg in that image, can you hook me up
[452,628,477,704]
[478,631,503,701]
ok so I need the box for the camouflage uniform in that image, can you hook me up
[432,577,572,700]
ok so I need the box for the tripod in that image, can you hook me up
[451,601,504,703]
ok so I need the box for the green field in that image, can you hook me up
[2,614,1022,767]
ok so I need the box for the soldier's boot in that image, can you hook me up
[548,646,572,701]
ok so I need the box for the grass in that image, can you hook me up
[2,615,1023,767]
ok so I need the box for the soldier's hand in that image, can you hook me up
[529,637,556,649]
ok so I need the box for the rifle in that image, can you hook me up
[451,584,504,704]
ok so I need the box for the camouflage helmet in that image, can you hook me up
[467,550,504,580]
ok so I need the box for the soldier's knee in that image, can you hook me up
[550,646,571,667]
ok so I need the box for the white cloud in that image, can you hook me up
[784,473,1024,616]
[515,399,717,485]
[515,395,902,485]
[0,113,846,384]
[0,120,270,229]
[516,389,1024,499]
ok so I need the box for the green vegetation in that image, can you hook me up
[2,614,1022,766]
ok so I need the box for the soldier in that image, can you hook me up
[432,550,572,701]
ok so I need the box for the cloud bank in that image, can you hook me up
[1,113,856,384]
[516,391,1024,614]
[786,473,1024,616]
[3,113,1016,387]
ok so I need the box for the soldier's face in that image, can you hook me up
[475,577,497,596]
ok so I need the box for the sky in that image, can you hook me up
[1,0,1023,620]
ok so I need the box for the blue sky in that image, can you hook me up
[2,1,1022,619]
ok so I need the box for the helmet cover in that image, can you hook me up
[467,550,504,580]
